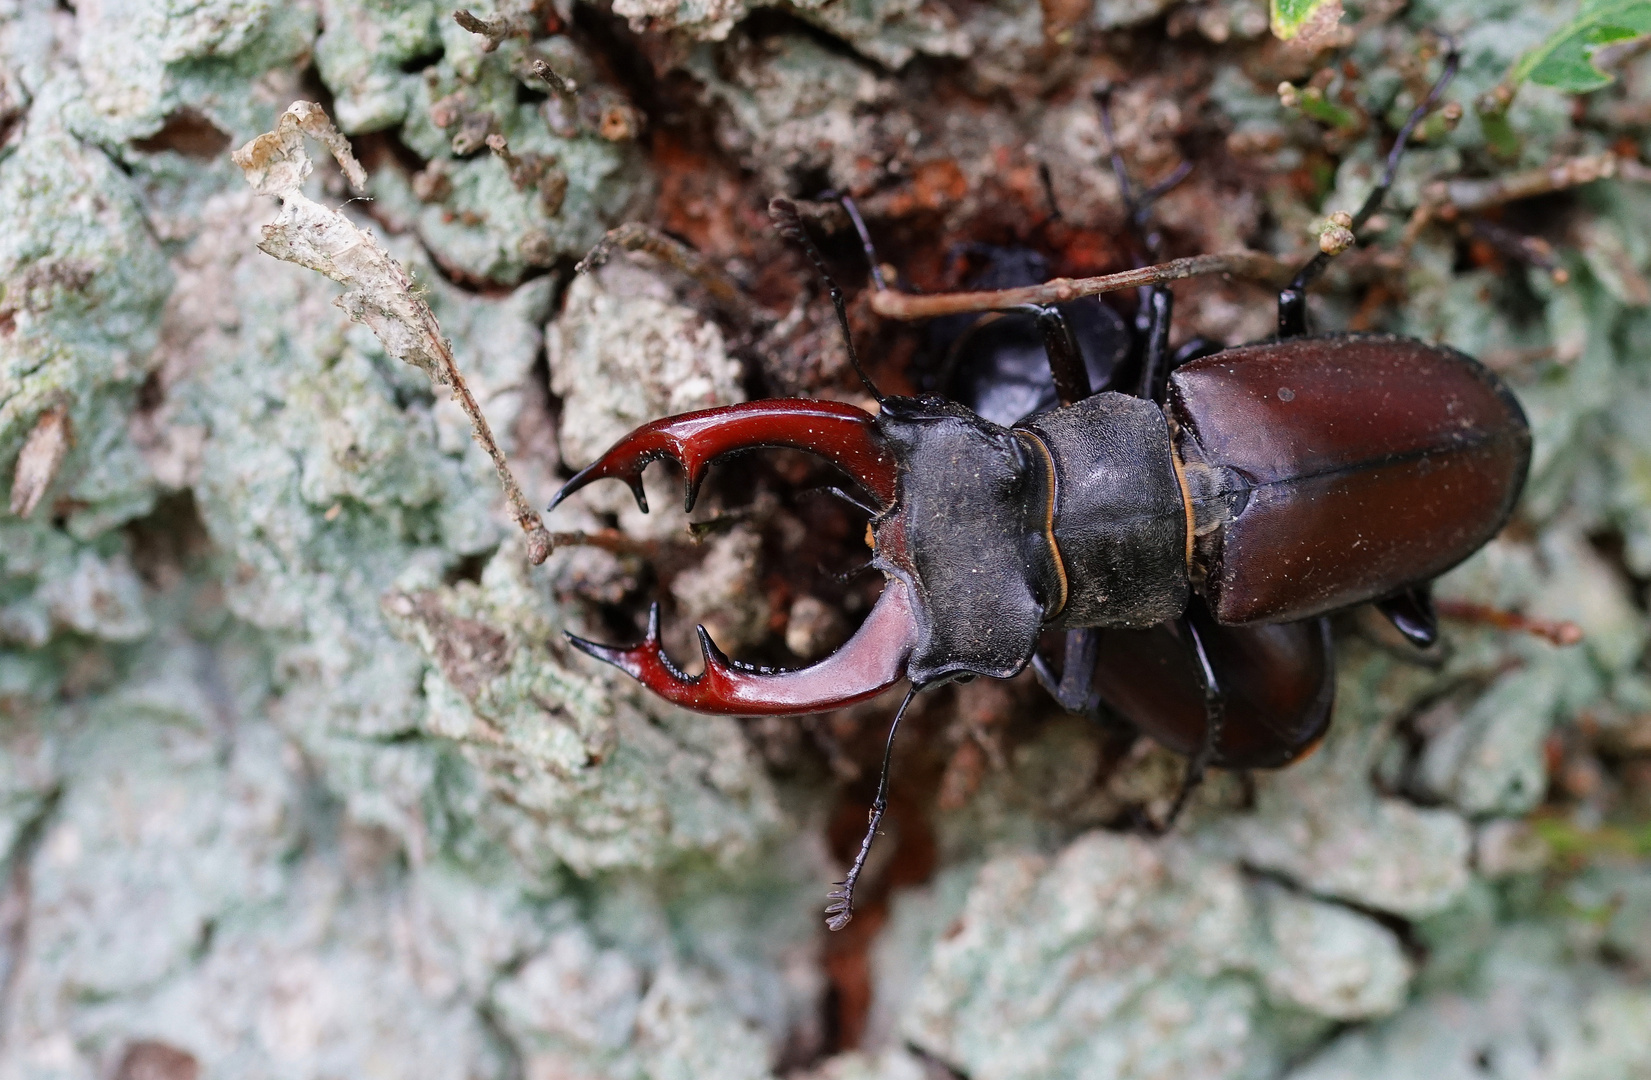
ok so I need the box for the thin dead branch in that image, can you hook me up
[453,10,518,52]
[232,101,554,565]
[1462,218,1569,283]
[1438,152,1619,215]
[1436,599,1583,646]
[577,223,768,326]
[548,528,685,559]
[529,59,577,96]
[1618,157,1651,185]
[866,251,1290,321]
[1404,152,1624,247]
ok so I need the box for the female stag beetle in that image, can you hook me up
[549,49,1531,929]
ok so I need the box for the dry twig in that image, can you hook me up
[1618,157,1651,185]
[453,9,518,51]
[866,251,1291,321]
[1437,152,1619,215]
[232,101,554,565]
[1404,152,1622,247]
[528,59,577,96]
[1462,218,1568,282]
[547,528,693,559]
[1436,599,1583,647]
[577,223,768,325]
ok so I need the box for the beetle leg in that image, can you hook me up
[1092,88,1187,408]
[1135,288,1175,404]
[549,399,898,515]
[1170,337,1223,368]
[993,302,1091,406]
[1276,282,1311,340]
[1376,584,1438,649]
[1038,161,1063,221]
[566,579,919,715]
[1032,628,1101,713]
[1140,336,1225,409]
[1094,87,1153,260]
[1278,44,1460,339]
[1139,614,1226,834]
[1030,652,1059,698]
[770,198,885,402]
[1027,304,1092,405]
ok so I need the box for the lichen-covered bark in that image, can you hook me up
[1,0,1650,1077]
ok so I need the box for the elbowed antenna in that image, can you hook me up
[769,197,886,404]
[825,684,918,930]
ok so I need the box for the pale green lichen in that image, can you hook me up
[67,0,318,146]
[384,537,784,876]
[1221,644,1476,920]
[893,826,1410,1080]
[1286,926,1651,1079]
[901,833,1273,1080]
[687,33,900,201]
[387,27,650,283]
[314,0,445,134]
[0,111,172,536]
[548,257,744,469]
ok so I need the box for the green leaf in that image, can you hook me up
[1512,0,1651,93]
[1270,0,1340,41]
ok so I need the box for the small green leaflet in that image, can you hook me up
[1513,0,1651,93]
[1270,0,1339,40]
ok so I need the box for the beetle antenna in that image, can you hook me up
[824,560,879,585]
[827,191,888,292]
[816,484,882,516]
[769,197,886,404]
[825,685,917,931]
[1281,40,1461,307]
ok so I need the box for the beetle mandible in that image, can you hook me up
[549,49,1530,929]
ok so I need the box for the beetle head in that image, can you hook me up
[551,395,1070,713]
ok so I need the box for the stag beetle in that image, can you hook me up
[550,49,1531,928]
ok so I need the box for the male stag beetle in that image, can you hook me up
[550,48,1532,929]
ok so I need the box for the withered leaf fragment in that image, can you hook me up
[9,404,72,518]
[232,102,554,563]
